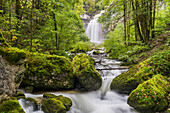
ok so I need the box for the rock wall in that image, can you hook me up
[0,55,25,101]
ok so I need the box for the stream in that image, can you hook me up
[19,48,137,113]
[19,10,138,113]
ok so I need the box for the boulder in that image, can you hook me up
[72,54,102,91]
[43,93,72,111]
[22,53,75,90]
[128,74,169,113]
[0,48,26,101]
[110,59,154,94]
[0,98,25,113]
[42,98,66,113]
[14,91,25,99]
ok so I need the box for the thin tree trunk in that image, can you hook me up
[30,0,34,49]
[152,0,156,38]
[9,0,12,42]
[15,0,20,47]
[53,12,58,50]
[124,0,127,45]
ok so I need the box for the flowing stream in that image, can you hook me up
[19,11,138,113]
[19,49,137,113]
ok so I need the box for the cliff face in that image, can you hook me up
[0,55,25,101]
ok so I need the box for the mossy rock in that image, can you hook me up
[110,56,167,94]
[15,91,25,99]
[128,74,169,113]
[0,98,25,113]
[93,50,100,55]
[55,95,72,111]
[72,54,102,91]
[0,47,26,64]
[22,53,75,90]
[43,94,72,111]
[41,98,66,113]
[43,93,57,98]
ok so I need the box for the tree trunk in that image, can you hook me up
[53,12,58,50]
[9,0,12,42]
[15,0,20,47]
[124,0,127,45]
[30,0,34,49]
[152,0,156,38]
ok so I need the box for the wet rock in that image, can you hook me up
[72,54,102,91]
[128,74,169,113]
[21,53,75,90]
[0,98,25,113]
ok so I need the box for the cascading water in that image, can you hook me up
[85,11,105,43]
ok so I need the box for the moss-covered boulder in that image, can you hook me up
[110,59,153,94]
[110,47,170,94]
[72,54,102,91]
[43,93,72,111]
[127,74,169,113]
[42,98,67,113]
[21,53,75,90]
[15,91,25,99]
[0,98,25,113]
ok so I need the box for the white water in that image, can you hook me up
[85,11,105,43]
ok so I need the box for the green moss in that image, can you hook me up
[72,54,102,91]
[22,52,75,90]
[0,47,26,64]
[54,95,72,111]
[15,91,25,99]
[42,98,66,113]
[26,52,73,77]
[43,93,57,98]
[128,74,169,113]
[0,99,25,113]
[43,94,72,111]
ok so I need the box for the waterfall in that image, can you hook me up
[85,11,105,43]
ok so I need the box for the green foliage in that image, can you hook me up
[0,98,25,113]
[71,41,92,53]
[128,74,169,113]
